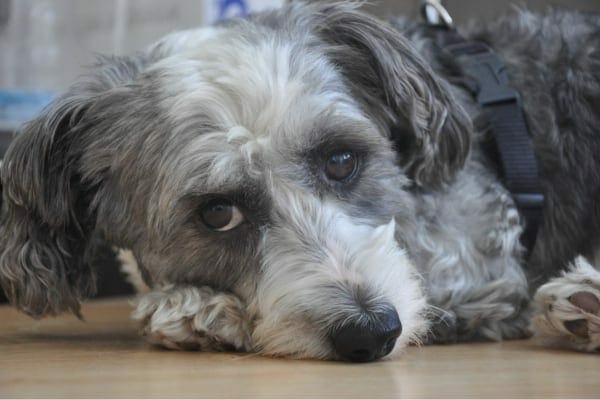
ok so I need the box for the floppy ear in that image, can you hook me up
[314,4,471,187]
[0,96,95,318]
[0,55,147,318]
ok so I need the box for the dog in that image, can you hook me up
[0,1,599,361]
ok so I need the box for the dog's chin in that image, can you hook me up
[251,314,426,361]
[255,336,421,362]
[251,321,333,360]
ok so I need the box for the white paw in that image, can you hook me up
[531,256,600,352]
[132,285,252,352]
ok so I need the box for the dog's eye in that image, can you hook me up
[325,151,358,182]
[200,198,244,231]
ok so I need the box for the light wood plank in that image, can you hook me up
[0,298,598,398]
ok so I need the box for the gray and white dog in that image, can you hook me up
[1,2,599,361]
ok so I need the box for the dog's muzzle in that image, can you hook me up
[330,306,402,362]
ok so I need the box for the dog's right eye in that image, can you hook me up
[325,150,358,182]
[200,198,244,231]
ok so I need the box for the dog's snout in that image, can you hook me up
[331,307,402,362]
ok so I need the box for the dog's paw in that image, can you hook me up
[427,277,531,343]
[531,256,600,352]
[132,285,253,352]
[426,300,531,344]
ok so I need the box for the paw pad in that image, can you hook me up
[568,291,600,314]
[563,319,589,338]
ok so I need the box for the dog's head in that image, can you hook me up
[0,2,471,360]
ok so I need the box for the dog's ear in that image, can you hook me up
[0,95,95,318]
[0,55,146,318]
[314,4,471,187]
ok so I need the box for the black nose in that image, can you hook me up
[331,307,402,362]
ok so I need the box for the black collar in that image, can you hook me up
[426,24,544,254]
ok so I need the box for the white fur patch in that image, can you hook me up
[249,189,428,359]
[117,249,150,294]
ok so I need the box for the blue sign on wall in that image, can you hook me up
[217,0,249,20]
[0,90,54,129]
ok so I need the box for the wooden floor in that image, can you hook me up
[0,298,598,398]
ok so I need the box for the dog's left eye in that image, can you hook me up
[326,151,358,182]
[200,198,245,231]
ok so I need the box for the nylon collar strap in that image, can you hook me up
[426,24,544,253]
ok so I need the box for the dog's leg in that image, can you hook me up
[132,285,253,352]
[119,250,252,351]
[530,256,600,352]
[428,283,531,343]
[420,171,530,343]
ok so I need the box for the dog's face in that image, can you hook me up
[0,3,471,360]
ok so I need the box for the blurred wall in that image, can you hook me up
[0,1,207,93]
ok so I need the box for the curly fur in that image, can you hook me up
[1,2,599,359]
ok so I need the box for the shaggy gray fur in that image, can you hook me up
[397,8,600,289]
[0,2,599,358]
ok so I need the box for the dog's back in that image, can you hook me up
[468,9,600,286]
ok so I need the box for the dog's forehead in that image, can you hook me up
[154,29,363,135]
[150,27,377,191]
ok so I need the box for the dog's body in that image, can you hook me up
[1,2,599,360]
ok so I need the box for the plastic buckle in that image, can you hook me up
[449,42,521,106]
